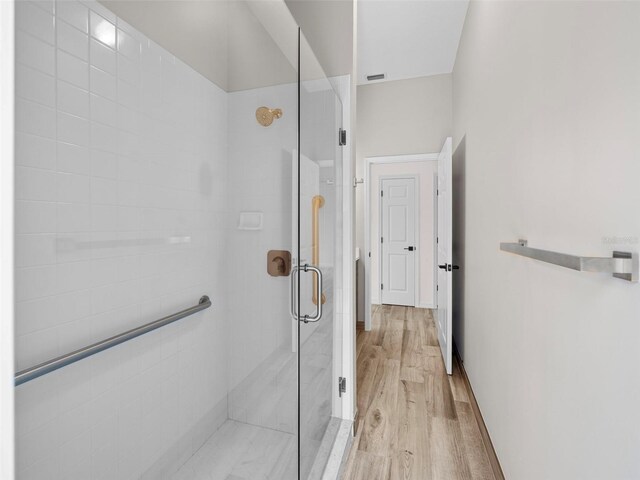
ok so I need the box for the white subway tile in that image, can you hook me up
[31,0,55,15]
[57,112,89,147]
[15,383,59,438]
[16,233,57,267]
[16,31,55,75]
[117,180,139,206]
[90,66,116,101]
[56,402,90,445]
[117,54,140,86]
[16,200,57,234]
[15,296,59,336]
[57,203,91,232]
[16,133,56,171]
[57,51,89,90]
[56,290,92,325]
[59,431,91,479]
[15,98,56,139]
[117,28,140,60]
[16,64,55,107]
[57,81,90,119]
[90,177,118,205]
[57,19,89,61]
[16,166,58,202]
[16,1,55,45]
[90,93,117,126]
[89,38,116,75]
[117,105,139,133]
[89,11,116,49]
[57,142,90,175]
[89,409,117,450]
[91,204,117,233]
[16,419,61,473]
[90,149,118,179]
[90,121,118,152]
[55,233,92,263]
[16,264,58,302]
[117,206,141,232]
[56,0,89,34]
[117,78,139,109]
[56,260,93,293]
[57,172,91,203]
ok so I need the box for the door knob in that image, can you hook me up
[404,246,415,251]
[438,264,447,269]
[451,265,460,270]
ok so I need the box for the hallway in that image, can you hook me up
[342,306,496,480]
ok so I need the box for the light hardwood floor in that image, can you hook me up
[341,306,496,480]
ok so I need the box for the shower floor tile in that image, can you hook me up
[170,420,297,480]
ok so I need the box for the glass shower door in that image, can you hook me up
[296,30,344,479]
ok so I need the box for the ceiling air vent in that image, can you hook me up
[366,73,385,81]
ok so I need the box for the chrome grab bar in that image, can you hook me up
[500,240,638,282]
[290,264,323,323]
[15,295,212,386]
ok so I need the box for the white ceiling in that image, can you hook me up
[357,0,469,85]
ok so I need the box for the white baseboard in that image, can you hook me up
[416,302,436,309]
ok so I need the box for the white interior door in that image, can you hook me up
[437,137,453,375]
[381,177,416,306]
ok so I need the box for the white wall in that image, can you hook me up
[14,2,229,478]
[453,2,640,479]
[0,1,15,478]
[356,74,451,318]
[369,160,437,307]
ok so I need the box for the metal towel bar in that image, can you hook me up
[500,240,638,282]
[15,295,211,386]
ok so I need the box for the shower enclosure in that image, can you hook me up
[12,0,346,478]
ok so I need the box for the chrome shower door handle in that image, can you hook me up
[290,265,299,320]
[304,264,323,322]
[290,264,323,323]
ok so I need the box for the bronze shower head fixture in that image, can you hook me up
[256,106,283,127]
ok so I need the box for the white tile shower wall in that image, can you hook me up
[14,1,229,479]
[226,84,297,415]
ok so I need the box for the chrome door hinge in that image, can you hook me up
[339,128,347,146]
[339,377,347,397]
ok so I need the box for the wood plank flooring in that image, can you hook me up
[341,306,496,480]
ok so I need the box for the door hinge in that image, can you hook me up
[368,251,371,258]
[339,128,347,146]
[437,285,439,291]
[338,377,347,397]
[381,236,383,244]
[381,283,384,290]
[437,236,439,244]
[381,190,384,197]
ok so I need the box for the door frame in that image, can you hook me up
[0,1,15,477]
[378,175,419,308]
[364,153,438,330]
